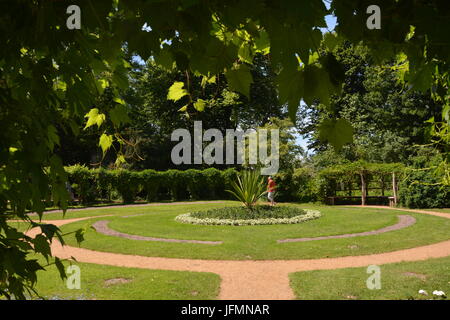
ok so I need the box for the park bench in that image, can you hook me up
[326,196,396,206]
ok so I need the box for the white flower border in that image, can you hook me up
[175,209,321,226]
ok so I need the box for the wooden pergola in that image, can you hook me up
[319,161,405,206]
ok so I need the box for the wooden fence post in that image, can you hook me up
[360,171,366,206]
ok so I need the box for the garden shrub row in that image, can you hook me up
[398,154,450,208]
[65,165,238,204]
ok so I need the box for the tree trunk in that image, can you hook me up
[381,176,385,196]
[360,172,366,206]
[392,172,398,205]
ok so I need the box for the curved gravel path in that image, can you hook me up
[25,205,450,300]
[92,220,223,245]
[278,215,416,243]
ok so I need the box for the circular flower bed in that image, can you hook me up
[175,205,321,226]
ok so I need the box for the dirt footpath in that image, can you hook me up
[26,206,450,300]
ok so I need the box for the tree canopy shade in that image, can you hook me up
[0,0,449,298]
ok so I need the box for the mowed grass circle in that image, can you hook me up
[56,202,450,260]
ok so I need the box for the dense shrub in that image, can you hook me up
[141,169,162,202]
[64,166,239,204]
[165,169,187,200]
[399,154,450,208]
[399,170,449,208]
[291,167,321,202]
[65,165,96,204]
[93,168,115,201]
[184,169,205,200]
[272,171,293,201]
[190,205,306,220]
[113,169,143,204]
[313,175,335,202]
[200,168,223,199]
[221,168,238,199]
[272,168,322,202]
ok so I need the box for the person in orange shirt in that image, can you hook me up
[267,176,276,206]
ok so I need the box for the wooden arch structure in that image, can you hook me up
[319,161,405,206]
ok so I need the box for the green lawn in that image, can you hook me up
[26,201,237,221]
[33,259,220,300]
[51,202,450,260]
[8,202,450,300]
[289,256,450,300]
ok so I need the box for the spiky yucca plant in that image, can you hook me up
[226,170,267,209]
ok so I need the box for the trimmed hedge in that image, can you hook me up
[65,165,238,204]
[65,165,97,204]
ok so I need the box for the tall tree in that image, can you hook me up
[120,54,285,170]
[297,43,442,163]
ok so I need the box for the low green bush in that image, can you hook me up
[113,169,143,204]
[184,169,204,200]
[202,168,224,199]
[221,168,239,199]
[65,164,96,204]
[399,154,449,208]
[190,205,306,220]
[291,167,321,202]
[141,169,162,202]
[271,171,293,201]
[165,169,187,201]
[93,168,115,201]
[271,169,323,202]
[177,207,321,226]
